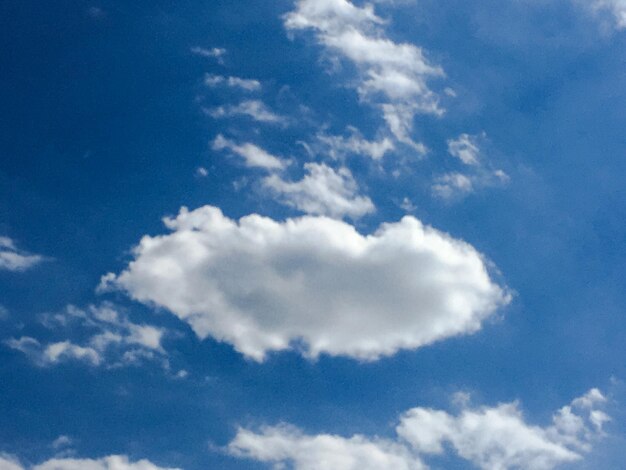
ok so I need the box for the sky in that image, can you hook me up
[1,0,626,469]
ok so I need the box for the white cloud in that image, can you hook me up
[284,0,444,151]
[229,389,609,470]
[204,74,261,91]
[262,163,375,219]
[0,237,43,272]
[212,135,287,170]
[229,425,424,470]
[101,205,509,361]
[5,304,166,368]
[0,454,179,470]
[190,46,226,63]
[432,173,474,200]
[448,133,481,166]
[317,129,395,160]
[206,100,284,124]
[589,0,626,29]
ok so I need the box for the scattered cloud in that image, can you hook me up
[0,237,44,272]
[433,133,509,201]
[212,135,288,170]
[447,133,481,166]
[5,303,167,368]
[205,100,285,124]
[317,128,395,160]
[204,74,262,91]
[195,167,209,178]
[284,0,444,151]
[101,205,509,361]
[229,389,609,470]
[0,454,179,470]
[190,46,227,63]
[262,163,375,219]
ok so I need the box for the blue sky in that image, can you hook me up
[1,0,625,469]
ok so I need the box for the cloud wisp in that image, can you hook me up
[101,205,509,361]
[0,237,44,272]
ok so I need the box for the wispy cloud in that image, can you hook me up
[212,134,288,170]
[204,74,262,91]
[190,46,227,63]
[205,100,285,124]
[0,237,44,272]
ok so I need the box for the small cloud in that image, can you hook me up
[204,74,261,92]
[190,46,227,64]
[0,237,44,272]
[205,100,285,124]
[195,167,209,177]
[448,133,482,166]
[212,135,287,170]
[52,435,73,450]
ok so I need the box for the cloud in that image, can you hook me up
[190,46,227,63]
[5,303,166,368]
[205,100,285,124]
[447,133,481,166]
[0,454,179,470]
[228,389,609,470]
[0,237,43,272]
[101,205,509,361]
[433,133,509,201]
[589,0,626,29]
[262,163,375,219]
[317,128,395,160]
[204,74,261,91]
[284,0,444,151]
[212,135,287,170]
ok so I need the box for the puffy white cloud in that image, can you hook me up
[229,389,609,470]
[229,425,425,470]
[206,100,284,124]
[0,454,179,470]
[284,0,444,151]
[204,74,261,91]
[5,304,166,368]
[102,205,509,361]
[211,135,287,170]
[0,237,43,272]
[262,163,374,219]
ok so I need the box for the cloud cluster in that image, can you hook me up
[229,389,609,470]
[0,237,43,272]
[0,454,179,470]
[284,0,445,151]
[5,304,166,368]
[102,205,509,361]
[433,133,509,201]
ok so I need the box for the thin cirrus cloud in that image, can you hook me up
[5,303,167,368]
[205,100,285,124]
[262,162,375,219]
[229,388,609,470]
[0,454,179,470]
[100,205,510,362]
[0,236,43,272]
[204,74,262,92]
[284,0,445,152]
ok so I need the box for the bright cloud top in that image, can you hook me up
[102,205,509,361]
[262,162,374,219]
[0,454,179,470]
[284,0,445,151]
[5,303,166,368]
[0,237,43,272]
[229,389,609,470]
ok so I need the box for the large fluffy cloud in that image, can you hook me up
[102,205,509,361]
[284,0,444,151]
[229,389,609,470]
[0,455,178,470]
